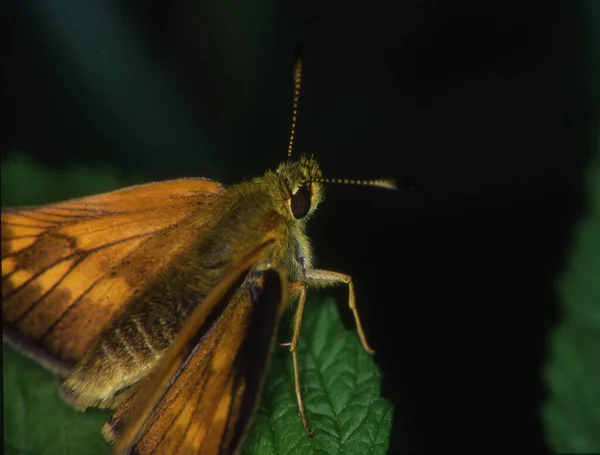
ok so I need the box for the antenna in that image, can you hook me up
[287,44,303,159]
[284,45,399,194]
[315,177,398,190]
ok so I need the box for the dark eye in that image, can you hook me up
[290,185,311,219]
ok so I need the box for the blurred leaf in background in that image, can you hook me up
[542,0,600,450]
[543,145,600,451]
[1,150,145,206]
[2,153,392,455]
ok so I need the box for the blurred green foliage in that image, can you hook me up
[1,153,392,455]
[543,152,600,451]
[1,151,144,206]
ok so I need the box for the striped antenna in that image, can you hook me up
[315,177,398,190]
[287,45,303,159]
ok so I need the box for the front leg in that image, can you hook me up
[284,280,313,436]
[282,271,374,437]
[305,269,374,355]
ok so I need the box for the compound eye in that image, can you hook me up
[290,185,311,219]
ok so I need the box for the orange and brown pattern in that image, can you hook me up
[2,178,224,370]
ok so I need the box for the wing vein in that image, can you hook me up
[2,235,44,240]
[1,222,52,229]
[13,256,86,325]
[148,334,218,454]
[40,276,104,341]
[5,212,67,223]
[3,252,82,301]
[32,210,100,219]
[1,233,75,260]
[46,207,115,214]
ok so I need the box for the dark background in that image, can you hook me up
[2,0,598,453]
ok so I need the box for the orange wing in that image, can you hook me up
[2,178,225,372]
[107,245,285,455]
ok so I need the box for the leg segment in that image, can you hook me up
[283,270,374,436]
[304,269,374,355]
[287,280,312,436]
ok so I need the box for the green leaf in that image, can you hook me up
[2,153,393,454]
[243,299,393,455]
[3,300,392,455]
[543,156,600,452]
[3,345,112,455]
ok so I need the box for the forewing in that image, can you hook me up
[108,257,285,455]
[2,178,225,371]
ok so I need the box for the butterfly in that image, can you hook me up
[2,49,395,454]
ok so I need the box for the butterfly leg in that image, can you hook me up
[279,281,305,348]
[304,269,375,355]
[287,280,314,437]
